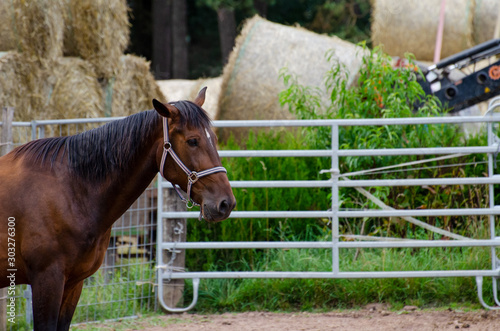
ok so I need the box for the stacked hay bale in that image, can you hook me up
[0,52,45,121]
[0,0,65,60]
[0,0,165,122]
[110,55,167,116]
[217,15,365,140]
[371,0,499,61]
[63,0,130,79]
[157,77,223,119]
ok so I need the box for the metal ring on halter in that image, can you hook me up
[164,142,172,150]
[185,200,195,209]
[188,172,199,184]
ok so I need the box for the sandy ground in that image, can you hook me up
[74,305,500,331]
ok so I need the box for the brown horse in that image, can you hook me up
[0,88,235,330]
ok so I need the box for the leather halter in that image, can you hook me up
[159,116,227,208]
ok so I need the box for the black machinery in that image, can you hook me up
[417,38,500,112]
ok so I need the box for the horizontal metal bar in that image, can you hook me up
[160,239,500,250]
[213,115,500,128]
[338,176,500,187]
[339,208,500,218]
[229,180,331,188]
[218,150,331,158]
[338,146,498,157]
[161,210,331,219]
[218,146,498,158]
[161,270,500,279]
[161,177,500,189]
[0,121,31,127]
[160,208,500,219]
[29,117,123,125]
[162,180,332,189]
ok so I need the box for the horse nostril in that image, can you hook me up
[219,199,230,214]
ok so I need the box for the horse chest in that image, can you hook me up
[68,231,112,279]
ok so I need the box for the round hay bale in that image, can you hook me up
[0,0,64,60]
[218,16,364,128]
[44,57,104,119]
[190,77,223,120]
[157,79,199,103]
[371,0,475,61]
[110,55,167,117]
[157,77,223,119]
[473,0,500,44]
[64,0,130,79]
[0,52,45,121]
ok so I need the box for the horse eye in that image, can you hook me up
[187,139,198,147]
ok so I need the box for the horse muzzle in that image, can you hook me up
[201,195,236,222]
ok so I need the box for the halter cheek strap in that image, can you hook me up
[159,117,227,208]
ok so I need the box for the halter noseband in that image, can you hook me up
[159,116,227,208]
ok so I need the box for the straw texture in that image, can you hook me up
[219,16,364,125]
[0,0,65,60]
[473,0,500,44]
[371,0,475,61]
[64,0,130,79]
[157,77,223,119]
[110,55,167,117]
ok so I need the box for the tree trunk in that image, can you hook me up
[253,0,268,17]
[217,7,237,65]
[152,0,173,79]
[172,0,189,78]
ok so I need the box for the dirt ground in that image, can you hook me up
[75,305,500,331]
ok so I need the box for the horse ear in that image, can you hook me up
[152,99,178,118]
[193,87,207,107]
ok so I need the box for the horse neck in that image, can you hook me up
[83,116,163,231]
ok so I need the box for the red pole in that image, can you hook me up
[433,0,447,63]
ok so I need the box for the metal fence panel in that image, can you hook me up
[157,101,500,311]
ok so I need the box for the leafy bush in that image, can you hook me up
[279,45,491,238]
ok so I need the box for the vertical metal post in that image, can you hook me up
[31,120,37,141]
[1,107,13,331]
[486,106,500,307]
[331,124,340,274]
[1,107,14,155]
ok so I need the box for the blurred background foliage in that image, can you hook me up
[127,0,372,79]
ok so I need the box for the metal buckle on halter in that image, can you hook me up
[185,200,195,209]
[188,171,199,184]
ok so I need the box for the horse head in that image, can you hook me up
[153,88,236,222]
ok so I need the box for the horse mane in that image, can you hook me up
[13,101,211,181]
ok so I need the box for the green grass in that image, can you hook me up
[186,230,497,312]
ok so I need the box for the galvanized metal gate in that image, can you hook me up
[157,99,500,312]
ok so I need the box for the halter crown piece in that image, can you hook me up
[159,116,227,209]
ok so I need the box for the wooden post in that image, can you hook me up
[162,188,187,309]
[1,107,14,331]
